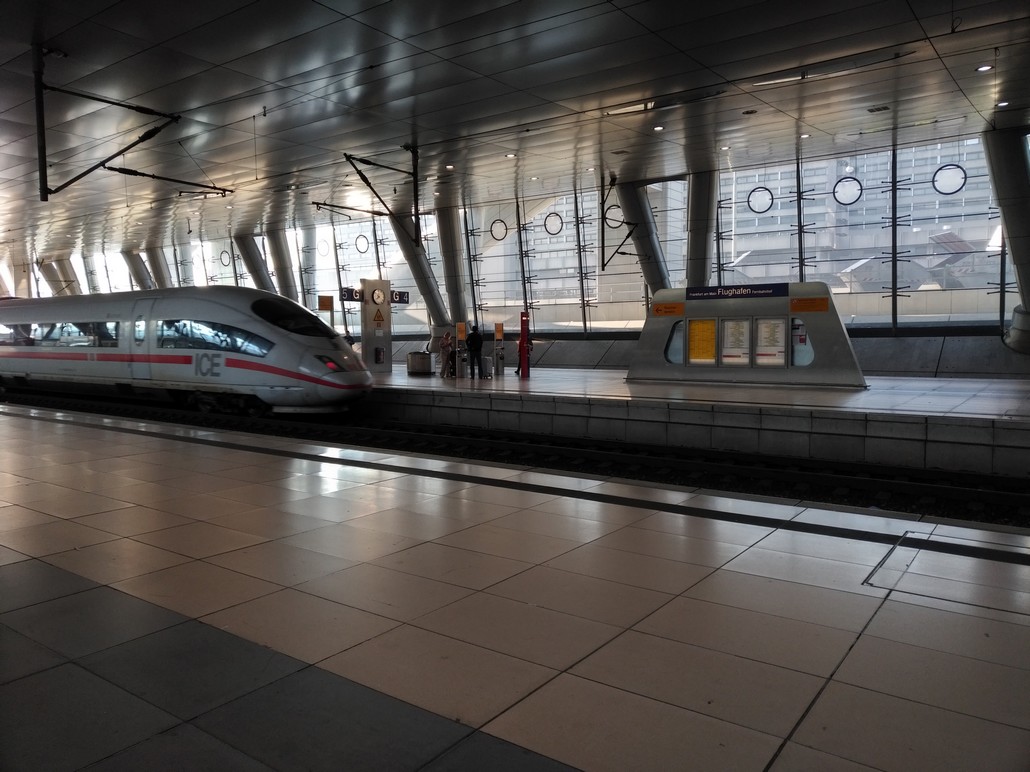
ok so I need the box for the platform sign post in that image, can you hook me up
[518,311,530,379]
[494,322,504,375]
[359,278,392,373]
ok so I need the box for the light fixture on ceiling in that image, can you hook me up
[505,153,516,158]
[445,164,454,170]
[799,133,811,139]
[720,145,731,151]
[653,125,664,132]
[605,101,656,116]
[976,64,993,72]
[997,101,1009,107]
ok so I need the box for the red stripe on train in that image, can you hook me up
[225,357,367,390]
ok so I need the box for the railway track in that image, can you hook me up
[3,391,1029,529]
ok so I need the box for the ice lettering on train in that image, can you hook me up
[195,352,222,377]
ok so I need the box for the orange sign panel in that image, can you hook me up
[789,297,830,313]
[652,302,685,317]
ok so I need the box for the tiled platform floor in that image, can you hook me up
[1,406,1028,771]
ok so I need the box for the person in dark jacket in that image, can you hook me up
[466,324,484,378]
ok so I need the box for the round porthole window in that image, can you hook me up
[489,219,508,241]
[747,186,774,214]
[355,234,369,253]
[544,212,564,235]
[932,163,967,195]
[603,205,625,228]
[832,176,863,206]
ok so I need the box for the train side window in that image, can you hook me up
[665,321,684,364]
[133,317,146,345]
[159,319,272,357]
[252,297,337,338]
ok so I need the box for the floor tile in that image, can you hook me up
[757,530,893,566]
[589,526,748,567]
[433,523,581,563]
[112,561,279,618]
[449,484,560,509]
[529,496,657,525]
[0,663,178,772]
[194,667,471,771]
[275,494,383,522]
[320,625,557,727]
[377,474,476,496]
[546,543,714,594]
[405,495,519,523]
[371,542,533,589]
[1,586,187,659]
[283,522,422,561]
[864,599,1030,669]
[202,589,399,664]
[769,742,882,771]
[42,539,191,584]
[132,521,267,558]
[0,559,99,613]
[684,569,883,632]
[835,635,1030,729]
[794,681,1030,771]
[572,630,823,736]
[487,509,625,541]
[72,506,194,536]
[345,506,472,539]
[684,493,804,521]
[0,544,29,567]
[148,493,259,520]
[296,563,473,621]
[80,620,305,720]
[636,596,857,677]
[205,541,356,585]
[81,723,275,771]
[0,519,118,557]
[725,547,888,597]
[484,673,780,771]
[582,481,694,505]
[415,592,620,669]
[487,565,673,626]
[206,507,336,538]
[632,510,773,545]
[423,731,577,771]
[0,505,59,532]
[0,623,67,684]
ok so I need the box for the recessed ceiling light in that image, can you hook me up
[653,125,664,132]
[531,176,538,181]
[445,164,454,170]
[505,153,516,158]
[720,145,731,150]
[225,205,233,209]
[800,133,811,139]
[587,167,595,172]
[976,64,993,72]
[997,101,1009,107]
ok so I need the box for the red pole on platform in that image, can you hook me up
[519,311,530,379]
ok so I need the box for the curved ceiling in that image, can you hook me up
[1,0,1027,276]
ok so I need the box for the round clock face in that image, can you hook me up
[372,288,386,304]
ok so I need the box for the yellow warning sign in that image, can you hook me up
[373,309,385,322]
[652,303,685,317]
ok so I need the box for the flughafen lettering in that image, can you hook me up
[685,284,789,300]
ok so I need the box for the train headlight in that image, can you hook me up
[316,355,344,372]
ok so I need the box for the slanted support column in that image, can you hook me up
[121,250,155,290]
[984,126,1030,354]
[264,230,298,301]
[37,253,81,295]
[687,170,717,287]
[234,234,275,292]
[390,214,450,331]
[144,245,174,288]
[436,207,468,325]
[616,182,671,295]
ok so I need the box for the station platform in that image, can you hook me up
[367,366,1030,479]
[0,404,1027,770]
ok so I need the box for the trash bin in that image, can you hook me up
[406,351,433,375]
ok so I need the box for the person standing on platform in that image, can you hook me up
[466,324,484,379]
[439,331,454,377]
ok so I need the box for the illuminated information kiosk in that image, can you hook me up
[629,282,866,388]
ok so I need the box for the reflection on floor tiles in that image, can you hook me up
[0,407,1027,771]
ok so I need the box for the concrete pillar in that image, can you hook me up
[983,126,1030,354]
[233,234,276,292]
[264,230,298,301]
[299,226,318,309]
[121,250,155,290]
[436,207,468,325]
[616,182,671,294]
[687,170,717,287]
[144,246,174,288]
[390,214,450,331]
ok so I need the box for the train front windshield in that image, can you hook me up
[252,297,337,338]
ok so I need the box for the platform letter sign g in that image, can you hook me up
[196,352,222,377]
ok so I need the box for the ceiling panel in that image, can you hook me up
[0,0,1025,269]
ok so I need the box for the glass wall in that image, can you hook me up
[57,133,1020,337]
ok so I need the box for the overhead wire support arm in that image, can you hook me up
[47,117,180,196]
[104,165,233,195]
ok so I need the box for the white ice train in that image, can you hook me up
[0,286,372,413]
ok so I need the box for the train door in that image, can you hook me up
[130,299,154,380]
